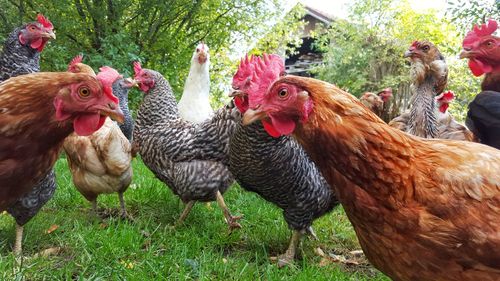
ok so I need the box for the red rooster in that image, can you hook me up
[0,69,124,210]
[242,72,500,280]
[460,19,500,149]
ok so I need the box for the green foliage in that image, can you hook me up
[0,0,288,111]
[447,0,500,35]
[314,0,481,121]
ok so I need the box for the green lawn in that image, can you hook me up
[0,158,389,280]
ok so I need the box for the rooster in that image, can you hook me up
[177,42,213,124]
[0,14,56,81]
[359,88,392,118]
[63,57,133,217]
[132,62,241,229]
[242,72,500,281]
[0,14,57,255]
[460,19,500,149]
[229,54,337,266]
[0,69,124,211]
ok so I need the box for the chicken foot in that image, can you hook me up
[215,190,242,231]
[13,223,23,256]
[175,201,195,227]
[277,230,302,267]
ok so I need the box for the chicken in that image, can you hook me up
[0,69,124,211]
[435,91,476,141]
[460,19,500,149]
[0,15,57,255]
[177,42,213,124]
[228,54,337,266]
[63,58,132,217]
[112,78,134,141]
[132,62,241,229]
[359,88,392,118]
[0,14,56,81]
[388,41,475,141]
[242,73,500,281]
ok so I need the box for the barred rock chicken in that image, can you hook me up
[389,41,475,141]
[359,88,392,118]
[132,62,241,229]
[460,19,500,149]
[0,14,55,81]
[0,70,124,211]
[113,78,134,141]
[243,74,500,281]
[0,14,57,255]
[177,42,213,124]
[229,54,337,266]
[63,58,132,217]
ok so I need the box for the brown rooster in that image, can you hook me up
[242,74,500,281]
[0,70,124,211]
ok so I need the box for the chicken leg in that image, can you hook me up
[277,230,302,267]
[13,223,23,256]
[175,201,195,226]
[215,191,242,231]
[118,192,128,218]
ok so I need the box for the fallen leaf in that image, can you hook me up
[314,247,326,257]
[349,250,364,257]
[32,247,62,258]
[222,258,228,264]
[45,224,59,234]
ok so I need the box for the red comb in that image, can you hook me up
[68,54,83,72]
[247,53,285,108]
[96,66,122,104]
[436,90,455,102]
[37,14,53,29]
[463,19,498,47]
[133,61,142,75]
[232,54,258,89]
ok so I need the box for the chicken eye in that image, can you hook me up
[278,88,288,98]
[79,87,91,98]
[422,45,430,51]
[485,41,494,48]
[196,48,200,53]
[28,25,37,32]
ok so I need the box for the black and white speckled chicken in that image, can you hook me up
[131,62,241,229]
[0,14,56,255]
[112,78,134,142]
[229,55,338,266]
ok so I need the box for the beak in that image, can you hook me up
[198,52,207,64]
[228,89,244,97]
[403,50,413,58]
[41,31,56,40]
[123,78,138,88]
[97,103,125,123]
[459,50,472,59]
[242,107,267,125]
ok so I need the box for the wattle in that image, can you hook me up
[73,114,107,136]
[262,114,296,137]
[468,59,492,77]
[234,96,249,113]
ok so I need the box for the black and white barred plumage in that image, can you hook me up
[0,23,56,229]
[112,78,134,141]
[133,70,238,204]
[0,26,40,82]
[229,121,338,231]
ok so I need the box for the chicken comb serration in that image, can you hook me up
[133,61,142,76]
[68,54,83,72]
[463,19,498,47]
[247,53,285,107]
[232,54,258,88]
[37,14,53,29]
[96,66,121,104]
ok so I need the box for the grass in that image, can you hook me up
[0,157,390,280]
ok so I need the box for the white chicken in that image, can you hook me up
[177,42,213,124]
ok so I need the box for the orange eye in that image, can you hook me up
[28,25,37,31]
[278,88,288,99]
[79,87,91,98]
